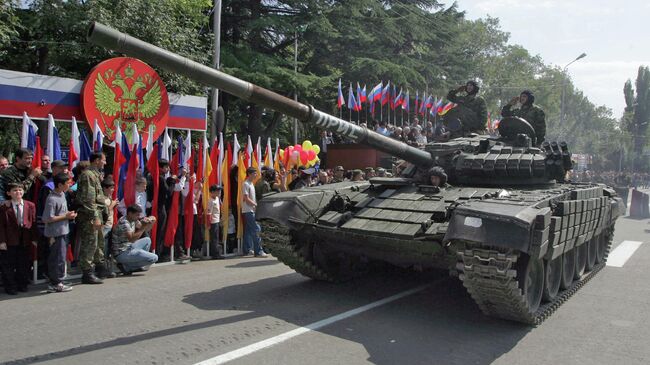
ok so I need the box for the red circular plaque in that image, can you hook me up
[81,57,169,146]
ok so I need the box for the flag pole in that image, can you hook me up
[365,102,368,125]
[393,105,396,126]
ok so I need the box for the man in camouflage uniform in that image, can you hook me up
[0,148,42,202]
[76,152,113,284]
[332,166,347,183]
[501,90,546,144]
[446,80,487,135]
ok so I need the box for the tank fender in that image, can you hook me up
[444,201,550,255]
[256,190,336,228]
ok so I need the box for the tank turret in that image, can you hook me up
[87,23,572,187]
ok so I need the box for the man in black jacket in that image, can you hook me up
[147,159,176,256]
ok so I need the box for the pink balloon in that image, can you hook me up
[300,150,309,164]
[307,150,316,160]
[294,144,303,153]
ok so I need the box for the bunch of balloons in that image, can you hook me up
[279,140,321,168]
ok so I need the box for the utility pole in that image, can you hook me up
[210,0,222,142]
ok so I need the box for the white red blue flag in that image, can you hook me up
[47,114,62,160]
[347,83,359,111]
[402,90,410,112]
[69,117,80,168]
[337,79,344,109]
[360,84,367,103]
[380,81,390,106]
[20,112,38,151]
[368,82,382,103]
[92,119,104,152]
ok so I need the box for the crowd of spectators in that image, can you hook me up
[569,170,650,188]
[0,146,409,296]
[0,148,271,296]
[326,117,450,148]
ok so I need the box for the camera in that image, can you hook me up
[139,216,156,224]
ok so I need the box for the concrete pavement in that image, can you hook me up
[0,216,648,365]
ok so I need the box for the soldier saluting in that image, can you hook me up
[446,80,487,135]
[501,90,546,144]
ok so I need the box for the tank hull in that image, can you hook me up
[258,180,624,324]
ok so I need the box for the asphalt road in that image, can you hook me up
[1,215,649,365]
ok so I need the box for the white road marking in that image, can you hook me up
[607,240,643,267]
[194,284,432,365]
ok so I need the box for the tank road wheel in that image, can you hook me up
[560,249,576,290]
[542,256,563,302]
[311,243,361,282]
[517,255,545,313]
[595,234,607,264]
[574,242,588,279]
[586,237,597,271]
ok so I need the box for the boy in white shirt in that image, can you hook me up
[242,167,267,257]
[206,184,224,259]
[118,176,150,218]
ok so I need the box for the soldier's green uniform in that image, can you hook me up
[501,103,546,143]
[75,167,107,271]
[0,165,36,201]
[446,89,487,134]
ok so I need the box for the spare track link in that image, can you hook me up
[457,226,614,325]
[259,220,335,282]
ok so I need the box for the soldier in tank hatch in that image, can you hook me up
[501,90,546,145]
[424,166,450,189]
[446,80,488,135]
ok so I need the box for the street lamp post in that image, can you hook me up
[210,0,222,141]
[293,30,298,145]
[560,52,587,127]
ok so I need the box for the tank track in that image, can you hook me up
[259,220,336,282]
[457,227,614,325]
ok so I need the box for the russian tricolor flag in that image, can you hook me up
[380,81,391,106]
[394,88,404,108]
[337,79,345,109]
[92,119,104,152]
[368,82,382,103]
[347,83,360,111]
[47,114,62,160]
[20,112,38,151]
[69,117,80,168]
[402,90,410,112]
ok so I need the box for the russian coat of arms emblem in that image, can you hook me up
[81,57,169,145]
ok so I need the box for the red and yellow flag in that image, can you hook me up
[220,148,230,244]
[202,136,213,242]
[236,153,246,240]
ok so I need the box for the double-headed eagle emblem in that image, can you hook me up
[94,64,161,141]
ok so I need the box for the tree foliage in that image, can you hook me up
[622,66,650,170]
[0,0,630,169]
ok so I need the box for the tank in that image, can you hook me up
[87,23,625,325]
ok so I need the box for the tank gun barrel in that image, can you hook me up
[87,22,434,168]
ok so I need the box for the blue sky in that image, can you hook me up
[455,0,650,119]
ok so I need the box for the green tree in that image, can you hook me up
[623,66,650,170]
[0,0,20,57]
